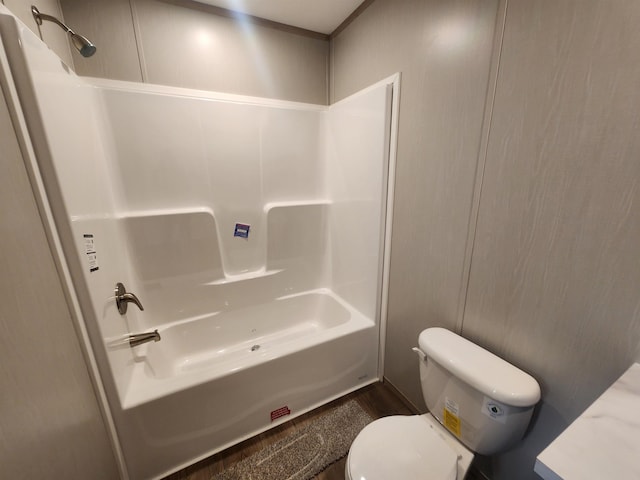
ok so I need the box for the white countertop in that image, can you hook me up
[534,363,640,480]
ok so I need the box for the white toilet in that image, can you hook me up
[346,327,541,479]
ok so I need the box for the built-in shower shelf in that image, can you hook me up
[119,207,224,283]
[266,201,330,271]
[263,200,331,212]
[116,203,334,286]
[206,268,284,285]
[117,206,216,218]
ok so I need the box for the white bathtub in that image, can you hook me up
[124,289,375,407]
[117,289,379,479]
[144,291,353,379]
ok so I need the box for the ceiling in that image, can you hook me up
[194,0,366,34]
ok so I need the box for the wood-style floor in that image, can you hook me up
[163,381,487,480]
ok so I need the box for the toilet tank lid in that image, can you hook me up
[418,328,541,407]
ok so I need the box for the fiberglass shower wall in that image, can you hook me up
[101,87,325,326]
[96,81,391,332]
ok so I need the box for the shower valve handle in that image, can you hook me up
[115,282,144,315]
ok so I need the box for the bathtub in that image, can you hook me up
[145,290,354,379]
[118,288,379,479]
[124,289,374,407]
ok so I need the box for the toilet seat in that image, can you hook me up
[346,415,459,480]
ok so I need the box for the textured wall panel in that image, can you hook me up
[463,0,640,477]
[59,0,328,103]
[60,0,143,82]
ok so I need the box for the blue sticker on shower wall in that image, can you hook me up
[234,223,250,238]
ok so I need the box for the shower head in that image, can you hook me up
[69,32,96,58]
[31,5,96,58]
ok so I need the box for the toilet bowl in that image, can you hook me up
[346,327,540,480]
[345,414,473,480]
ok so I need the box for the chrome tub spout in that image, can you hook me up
[128,329,161,347]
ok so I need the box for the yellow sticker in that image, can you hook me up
[443,408,461,437]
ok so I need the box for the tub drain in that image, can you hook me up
[251,344,261,352]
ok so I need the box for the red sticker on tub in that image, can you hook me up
[270,406,291,422]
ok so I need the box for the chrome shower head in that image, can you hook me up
[69,32,96,58]
[31,5,96,58]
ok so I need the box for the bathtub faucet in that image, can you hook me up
[128,329,161,347]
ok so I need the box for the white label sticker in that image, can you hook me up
[83,234,99,273]
[445,397,459,416]
[84,235,95,254]
[482,397,507,424]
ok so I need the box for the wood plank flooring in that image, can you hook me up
[162,381,488,480]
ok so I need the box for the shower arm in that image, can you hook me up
[30,5,96,57]
[31,6,73,34]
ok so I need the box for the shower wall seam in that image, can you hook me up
[128,0,147,83]
[455,0,509,336]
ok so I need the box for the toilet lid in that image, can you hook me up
[348,416,458,480]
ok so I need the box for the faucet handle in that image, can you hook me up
[115,282,144,315]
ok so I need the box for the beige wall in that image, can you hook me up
[332,0,640,479]
[462,0,640,477]
[2,0,73,66]
[60,0,329,104]
[0,85,118,479]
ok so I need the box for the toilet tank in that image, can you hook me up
[416,328,540,455]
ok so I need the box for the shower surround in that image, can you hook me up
[0,8,397,479]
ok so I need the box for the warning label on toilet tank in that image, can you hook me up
[482,397,507,424]
[443,397,461,437]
